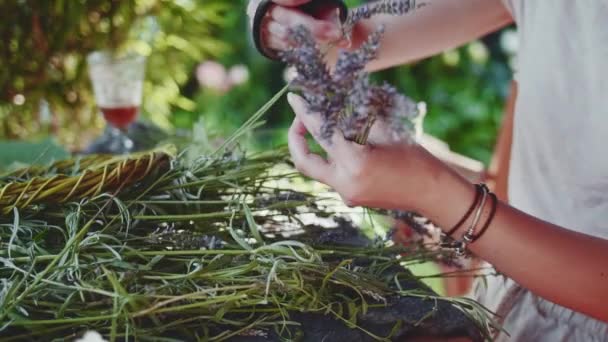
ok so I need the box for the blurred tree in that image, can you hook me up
[0,0,235,149]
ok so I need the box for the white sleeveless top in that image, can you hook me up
[474,1,608,340]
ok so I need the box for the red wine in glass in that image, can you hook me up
[100,106,139,130]
[87,51,146,154]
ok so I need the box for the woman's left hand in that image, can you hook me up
[287,96,608,325]
[286,93,452,212]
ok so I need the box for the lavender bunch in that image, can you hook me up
[279,25,340,140]
[280,25,418,144]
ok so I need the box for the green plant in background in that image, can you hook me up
[0,0,235,149]
[1,0,515,164]
[0,0,138,144]
[188,0,514,164]
[378,35,513,164]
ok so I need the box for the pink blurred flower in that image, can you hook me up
[228,64,250,86]
[196,61,229,92]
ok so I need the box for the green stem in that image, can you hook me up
[11,314,116,326]
[0,217,97,323]
[212,84,290,155]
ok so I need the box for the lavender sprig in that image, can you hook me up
[343,0,425,34]
[333,26,384,89]
[280,25,418,145]
[280,26,339,139]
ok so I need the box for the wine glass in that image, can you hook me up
[87,51,146,154]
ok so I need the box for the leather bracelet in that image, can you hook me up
[471,192,498,243]
[445,183,482,237]
[441,184,495,257]
[462,184,489,243]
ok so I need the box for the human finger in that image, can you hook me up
[264,33,290,51]
[368,120,408,146]
[262,20,289,50]
[287,93,352,154]
[288,117,334,184]
[287,93,338,153]
[267,20,288,40]
[270,6,342,42]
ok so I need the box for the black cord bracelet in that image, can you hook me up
[472,192,498,243]
[445,183,482,237]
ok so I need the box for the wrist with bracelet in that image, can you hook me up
[441,183,498,257]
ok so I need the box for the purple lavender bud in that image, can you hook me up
[347,0,418,28]
[333,27,384,89]
[281,21,419,145]
[371,83,418,138]
[321,116,339,141]
[279,26,333,89]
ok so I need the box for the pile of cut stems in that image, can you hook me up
[0,90,496,341]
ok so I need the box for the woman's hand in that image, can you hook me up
[286,93,455,211]
[247,0,348,52]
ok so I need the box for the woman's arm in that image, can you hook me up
[286,93,608,324]
[342,0,513,71]
[423,168,608,323]
[251,0,513,71]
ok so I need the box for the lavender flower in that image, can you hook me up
[333,26,384,89]
[280,24,418,145]
[343,0,425,34]
[280,26,338,139]
[371,82,419,139]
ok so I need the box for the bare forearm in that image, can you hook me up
[475,203,608,322]
[415,160,608,322]
[330,0,513,71]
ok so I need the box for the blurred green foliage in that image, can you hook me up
[379,37,513,163]
[0,0,235,149]
[1,0,514,164]
[0,138,69,172]
[188,0,514,164]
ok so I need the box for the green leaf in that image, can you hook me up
[227,211,252,251]
[346,301,359,327]
[243,202,264,245]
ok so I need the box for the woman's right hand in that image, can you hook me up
[247,0,347,52]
